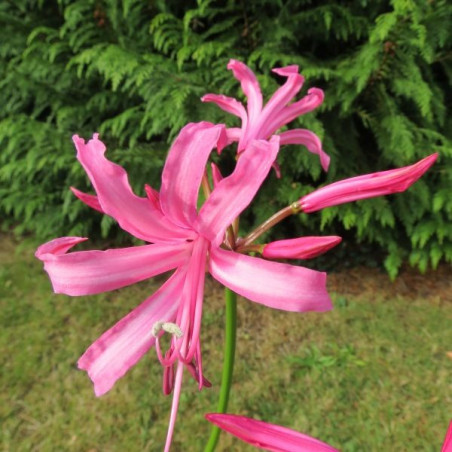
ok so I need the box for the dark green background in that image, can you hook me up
[1,0,451,276]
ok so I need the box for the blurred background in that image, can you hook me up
[1,1,451,450]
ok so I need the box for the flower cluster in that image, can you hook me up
[36,59,437,451]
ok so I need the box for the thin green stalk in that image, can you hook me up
[204,287,237,452]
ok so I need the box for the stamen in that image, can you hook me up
[152,321,183,338]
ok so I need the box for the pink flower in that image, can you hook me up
[299,153,438,213]
[36,123,332,450]
[205,414,339,451]
[202,59,330,171]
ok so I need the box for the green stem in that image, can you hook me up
[204,287,237,452]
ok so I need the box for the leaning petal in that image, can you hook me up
[279,129,330,172]
[78,269,186,396]
[209,247,332,312]
[196,137,279,245]
[201,94,247,123]
[205,414,339,452]
[256,66,304,137]
[227,59,263,126]
[70,187,104,213]
[36,237,191,296]
[160,122,227,228]
[210,162,223,188]
[73,134,190,243]
[225,127,242,145]
[263,236,342,260]
[264,88,324,135]
[300,153,438,213]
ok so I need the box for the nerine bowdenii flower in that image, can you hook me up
[202,59,329,172]
[36,123,332,450]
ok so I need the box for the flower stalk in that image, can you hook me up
[237,202,300,250]
[204,287,237,452]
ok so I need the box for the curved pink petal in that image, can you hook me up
[210,162,223,188]
[160,122,227,228]
[225,127,242,145]
[144,184,160,209]
[279,129,330,172]
[272,160,282,179]
[263,236,342,260]
[35,236,88,256]
[206,414,339,452]
[73,134,192,243]
[201,94,247,123]
[70,187,104,213]
[255,66,304,138]
[228,59,263,126]
[36,236,191,296]
[196,137,279,245]
[300,153,438,213]
[209,247,332,312]
[263,88,324,136]
[442,421,452,452]
[186,360,212,389]
[78,268,186,396]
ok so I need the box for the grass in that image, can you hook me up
[1,234,451,451]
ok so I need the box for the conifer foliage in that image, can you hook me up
[1,0,451,275]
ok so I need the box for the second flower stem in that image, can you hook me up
[204,287,237,452]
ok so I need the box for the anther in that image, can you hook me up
[152,321,183,338]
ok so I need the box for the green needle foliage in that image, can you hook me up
[1,0,451,276]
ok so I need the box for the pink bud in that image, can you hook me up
[300,153,438,213]
[263,236,342,260]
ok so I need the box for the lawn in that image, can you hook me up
[1,234,451,451]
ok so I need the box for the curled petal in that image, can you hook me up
[36,237,191,296]
[263,88,324,136]
[279,129,330,172]
[210,162,223,188]
[186,360,212,389]
[263,236,342,260]
[71,187,104,213]
[201,94,247,123]
[225,127,242,145]
[160,122,227,228]
[205,414,339,452]
[162,361,174,396]
[227,59,263,125]
[144,184,160,209]
[256,66,304,137]
[300,153,438,213]
[36,236,87,256]
[78,269,186,397]
[209,247,332,312]
[73,134,191,242]
[272,160,282,179]
[196,137,279,245]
